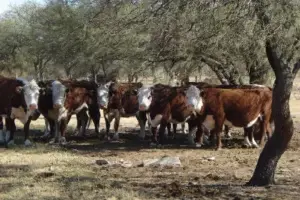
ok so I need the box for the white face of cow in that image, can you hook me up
[97,84,109,109]
[22,80,40,111]
[137,86,152,111]
[185,85,203,112]
[51,80,67,109]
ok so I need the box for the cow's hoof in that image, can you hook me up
[149,142,157,147]
[48,138,56,144]
[59,137,67,145]
[251,143,259,148]
[194,143,202,148]
[24,139,32,146]
[242,143,251,148]
[112,134,119,141]
[7,140,15,146]
[215,147,222,151]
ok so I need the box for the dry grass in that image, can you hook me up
[1,82,300,200]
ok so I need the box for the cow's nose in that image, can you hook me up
[53,104,62,109]
[29,104,37,110]
[139,105,146,111]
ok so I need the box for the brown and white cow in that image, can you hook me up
[137,84,187,139]
[97,81,143,140]
[145,85,197,146]
[0,77,40,146]
[185,85,272,150]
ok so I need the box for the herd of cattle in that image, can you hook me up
[0,76,273,150]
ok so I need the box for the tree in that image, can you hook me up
[247,0,300,186]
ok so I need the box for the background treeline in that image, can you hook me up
[0,0,299,86]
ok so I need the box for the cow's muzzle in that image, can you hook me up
[53,104,63,109]
[29,104,37,110]
[139,105,147,111]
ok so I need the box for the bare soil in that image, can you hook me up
[1,88,300,200]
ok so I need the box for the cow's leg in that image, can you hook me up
[77,110,88,137]
[23,117,32,146]
[195,123,205,148]
[112,111,121,140]
[158,120,168,145]
[149,114,163,145]
[137,111,147,139]
[171,123,177,138]
[48,119,55,141]
[42,118,51,138]
[59,116,71,145]
[104,113,112,140]
[259,115,271,147]
[243,127,252,148]
[181,123,187,134]
[73,114,81,135]
[0,117,4,143]
[224,125,232,138]
[215,117,225,150]
[6,118,16,146]
[88,107,100,135]
[166,123,171,136]
[249,126,259,148]
[187,120,197,145]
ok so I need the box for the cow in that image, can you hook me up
[0,77,40,146]
[97,81,143,140]
[144,85,197,146]
[185,85,272,150]
[60,79,100,136]
[137,84,187,139]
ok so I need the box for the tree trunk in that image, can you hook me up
[246,41,300,186]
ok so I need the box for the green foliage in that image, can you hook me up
[0,0,299,83]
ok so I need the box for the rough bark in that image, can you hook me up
[246,41,300,186]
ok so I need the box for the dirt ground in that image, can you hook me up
[1,86,300,200]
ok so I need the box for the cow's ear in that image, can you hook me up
[133,89,138,95]
[200,90,205,97]
[16,86,23,94]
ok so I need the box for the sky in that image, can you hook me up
[0,0,42,14]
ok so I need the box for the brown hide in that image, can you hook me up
[198,88,272,148]
[0,77,27,115]
[108,82,142,114]
[64,87,90,113]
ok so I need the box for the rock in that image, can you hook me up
[203,156,216,161]
[111,160,133,168]
[95,159,111,165]
[140,156,181,167]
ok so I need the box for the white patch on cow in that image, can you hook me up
[22,79,40,109]
[137,86,152,111]
[181,124,188,134]
[24,139,32,146]
[48,107,67,121]
[97,84,109,108]
[169,115,190,124]
[150,114,163,128]
[243,136,251,147]
[185,85,203,112]
[251,137,259,148]
[251,84,266,88]
[73,103,88,114]
[10,107,33,124]
[52,80,66,106]
[246,114,261,128]
[224,119,233,128]
[0,130,4,143]
[202,115,215,130]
